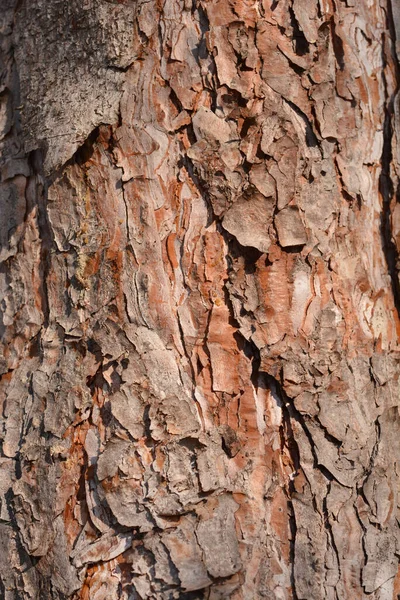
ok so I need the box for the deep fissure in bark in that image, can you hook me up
[380,4,400,319]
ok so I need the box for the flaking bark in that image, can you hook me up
[0,0,400,598]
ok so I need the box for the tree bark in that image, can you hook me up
[1,0,400,598]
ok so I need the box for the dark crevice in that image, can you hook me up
[284,99,319,148]
[192,2,210,64]
[220,427,240,458]
[258,372,302,600]
[195,1,218,112]
[238,60,253,72]
[143,404,153,443]
[106,62,136,74]
[315,416,343,449]
[289,7,310,56]
[240,116,257,139]
[281,243,307,254]
[331,19,345,71]
[223,233,263,268]
[288,502,299,600]
[285,55,306,77]
[74,126,99,165]
[310,103,324,139]
[45,124,103,187]
[169,86,184,114]
[379,8,400,318]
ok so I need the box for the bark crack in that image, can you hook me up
[380,5,400,318]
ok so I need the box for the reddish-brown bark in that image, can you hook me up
[0,0,400,598]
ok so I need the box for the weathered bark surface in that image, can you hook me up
[1,0,400,598]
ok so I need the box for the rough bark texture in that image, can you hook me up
[1,0,400,598]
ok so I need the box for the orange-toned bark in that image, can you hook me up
[0,0,400,598]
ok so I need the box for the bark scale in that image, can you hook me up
[0,0,400,598]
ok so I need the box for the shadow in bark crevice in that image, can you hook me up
[380,0,400,319]
[379,97,400,319]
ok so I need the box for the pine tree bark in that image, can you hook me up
[1,0,400,598]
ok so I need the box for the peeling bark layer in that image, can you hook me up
[1,0,400,598]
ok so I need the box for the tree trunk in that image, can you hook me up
[1,0,400,598]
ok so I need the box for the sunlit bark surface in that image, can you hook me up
[0,0,400,598]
